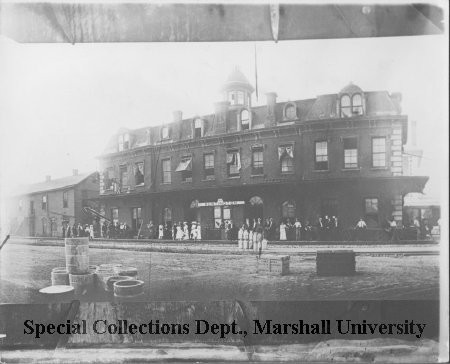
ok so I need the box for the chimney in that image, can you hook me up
[265,92,277,127]
[411,120,417,147]
[45,175,51,182]
[72,169,79,176]
[173,110,183,123]
[214,101,230,133]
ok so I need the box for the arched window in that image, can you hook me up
[340,95,352,117]
[284,104,297,120]
[352,94,364,115]
[249,196,263,206]
[240,109,250,130]
[282,201,296,219]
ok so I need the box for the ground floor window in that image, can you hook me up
[364,198,379,224]
[321,198,338,217]
[111,208,119,225]
[282,201,296,220]
[131,207,142,231]
[163,207,172,225]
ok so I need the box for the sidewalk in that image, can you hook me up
[8,236,440,256]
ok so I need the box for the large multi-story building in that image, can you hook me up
[7,170,99,237]
[96,69,428,237]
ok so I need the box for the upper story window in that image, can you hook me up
[42,195,47,210]
[135,162,144,186]
[162,158,171,184]
[315,141,329,170]
[372,137,386,168]
[194,118,204,138]
[29,200,34,215]
[118,133,130,152]
[278,144,294,173]
[176,156,192,183]
[251,146,264,175]
[203,153,215,179]
[240,109,250,131]
[352,94,364,115]
[284,103,297,120]
[343,137,358,169]
[161,126,170,140]
[119,165,129,187]
[103,167,114,191]
[226,150,241,177]
[63,191,68,208]
[340,95,352,117]
[18,199,23,211]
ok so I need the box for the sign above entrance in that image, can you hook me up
[197,198,245,207]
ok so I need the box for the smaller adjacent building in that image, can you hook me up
[6,170,99,237]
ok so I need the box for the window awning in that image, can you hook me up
[176,158,192,172]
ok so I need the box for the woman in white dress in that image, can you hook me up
[176,223,183,240]
[158,224,164,239]
[248,229,254,250]
[183,222,189,240]
[238,225,244,249]
[191,222,197,240]
[279,221,287,241]
[243,227,249,249]
[196,222,202,240]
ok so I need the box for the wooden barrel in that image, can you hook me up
[113,279,144,298]
[51,268,69,285]
[39,285,74,302]
[106,275,133,292]
[69,273,94,295]
[114,266,138,278]
[65,238,89,274]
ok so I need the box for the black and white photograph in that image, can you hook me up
[0,1,448,362]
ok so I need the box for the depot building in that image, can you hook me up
[93,68,427,238]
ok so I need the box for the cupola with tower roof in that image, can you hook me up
[221,67,254,110]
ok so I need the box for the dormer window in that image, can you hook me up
[284,103,297,120]
[240,109,250,131]
[340,93,364,118]
[161,126,170,140]
[340,95,352,118]
[193,118,204,138]
[118,133,130,151]
[352,94,364,115]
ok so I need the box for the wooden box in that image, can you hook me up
[258,255,290,275]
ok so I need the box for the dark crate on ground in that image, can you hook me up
[258,255,290,275]
[316,250,356,276]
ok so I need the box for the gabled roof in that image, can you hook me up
[13,172,97,196]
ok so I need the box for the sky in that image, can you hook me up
[0,33,448,202]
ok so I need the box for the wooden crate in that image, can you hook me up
[316,250,355,276]
[258,255,290,275]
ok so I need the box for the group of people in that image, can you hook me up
[101,221,134,239]
[146,221,202,241]
[62,223,94,240]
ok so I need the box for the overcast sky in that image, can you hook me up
[0,33,447,199]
